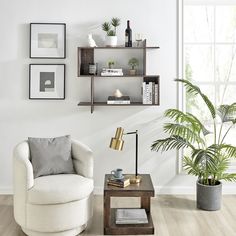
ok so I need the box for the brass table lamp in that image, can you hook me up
[109,127,141,184]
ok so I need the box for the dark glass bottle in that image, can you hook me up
[125,20,132,47]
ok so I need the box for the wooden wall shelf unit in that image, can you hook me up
[77,40,160,113]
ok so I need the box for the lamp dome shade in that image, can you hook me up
[109,127,124,151]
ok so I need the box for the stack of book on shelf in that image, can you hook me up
[101,68,123,76]
[107,176,130,188]
[116,209,148,224]
[107,96,131,105]
[142,81,159,105]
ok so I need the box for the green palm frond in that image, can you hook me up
[214,155,230,174]
[107,30,115,36]
[217,103,236,123]
[183,155,202,177]
[164,109,192,123]
[219,144,236,158]
[111,17,120,27]
[191,147,218,168]
[175,79,216,119]
[163,123,204,144]
[186,112,211,136]
[164,109,211,136]
[151,135,195,152]
[220,173,236,182]
[102,22,111,32]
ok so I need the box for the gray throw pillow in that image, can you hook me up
[28,135,75,178]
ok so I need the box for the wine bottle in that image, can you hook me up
[125,20,132,47]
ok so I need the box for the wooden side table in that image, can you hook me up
[103,174,155,235]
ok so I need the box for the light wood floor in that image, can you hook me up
[1,195,236,236]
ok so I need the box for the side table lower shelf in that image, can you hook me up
[104,208,154,235]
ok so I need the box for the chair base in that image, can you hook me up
[22,225,86,236]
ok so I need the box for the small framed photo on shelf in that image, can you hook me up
[30,23,66,58]
[29,64,65,100]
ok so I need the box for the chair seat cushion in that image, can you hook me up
[28,174,93,205]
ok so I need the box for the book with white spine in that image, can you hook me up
[154,83,158,104]
[148,82,153,104]
[142,82,147,104]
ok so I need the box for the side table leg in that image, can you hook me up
[104,193,110,235]
[141,196,151,213]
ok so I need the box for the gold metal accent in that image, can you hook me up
[109,127,142,184]
[109,127,124,151]
[127,175,142,184]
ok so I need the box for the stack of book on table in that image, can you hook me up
[116,208,148,224]
[107,176,130,188]
[142,81,159,105]
[101,68,123,76]
[107,96,130,105]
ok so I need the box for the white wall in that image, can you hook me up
[1,0,233,194]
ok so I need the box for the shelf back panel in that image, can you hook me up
[79,48,94,76]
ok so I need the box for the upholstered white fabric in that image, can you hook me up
[22,225,86,236]
[28,175,93,204]
[72,140,93,179]
[26,195,93,232]
[13,140,94,236]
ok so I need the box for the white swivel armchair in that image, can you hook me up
[13,140,94,236]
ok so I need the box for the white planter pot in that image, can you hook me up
[106,36,117,47]
[129,69,136,76]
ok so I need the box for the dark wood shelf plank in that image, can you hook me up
[78,75,144,78]
[78,46,159,49]
[78,102,160,106]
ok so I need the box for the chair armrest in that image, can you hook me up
[13,141,34,227]
[13,141,34,191]
[71,140,93,178]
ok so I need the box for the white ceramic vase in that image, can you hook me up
[106,36,117,47]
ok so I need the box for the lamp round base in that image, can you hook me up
[128,175,142,184]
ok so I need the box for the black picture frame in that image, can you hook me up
[30,23,66,59]
[29,64,65,100]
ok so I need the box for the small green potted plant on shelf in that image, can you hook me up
[151,79,236,211]
[102,17,120,47]
[128,58,139,75]
[108,60,115,69]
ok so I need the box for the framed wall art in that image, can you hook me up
[30,23,66,58]
[29,64,65,100]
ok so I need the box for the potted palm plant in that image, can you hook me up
[151,79,236,211]
[102,17,120,47]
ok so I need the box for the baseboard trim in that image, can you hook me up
[94,185,236,195]
[1,185,236,196]
[0,187,13,195]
